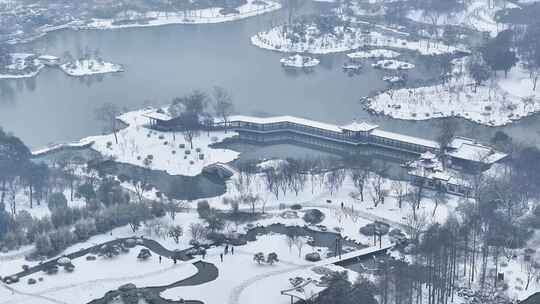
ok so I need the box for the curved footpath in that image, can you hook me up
[2,238,219,304]
[2,237,191,281]
[87,260,219,304]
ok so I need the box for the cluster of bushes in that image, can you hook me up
[303,209,325,224]
[3,199,167,258]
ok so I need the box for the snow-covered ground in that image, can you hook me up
[78,108,239,176]
[372,59,415,70]
[0,53,44,79]
[0,246,198,304]
[347,49,400,59]
[407,0,515,37]
[251,24,465,55]
[365,58,540,126]
[161,241,357,304]
[207,166,458,228]
[60,59,124,77]
[4,188,86,220]
[279,54,320,68]
[84,0,281,29]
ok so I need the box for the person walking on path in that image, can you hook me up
[225,244,229,255]
[341,202,344,209]
[202,251,206,260]
[231,246,234,255]
[159,256,162,264]
[220,253,224,262]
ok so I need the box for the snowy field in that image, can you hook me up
[60,59,124,77]
[161,242,357,304]
[0,246,198,304]
[0,53,44,79]
[84,0,281,29]
[251,24,465,55]
[78,108,240,176]
[366,58,540,126]
[407,0,515,37]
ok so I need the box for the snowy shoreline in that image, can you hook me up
[0,53,44,79]
[364,58,540,127]
[251,24,467,55]
[5,0,282,45]
[60,59,124,77]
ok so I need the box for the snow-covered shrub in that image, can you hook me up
[359,221,390,236]
[305,252,321,262]
[86,255,97,261]
[27,278,36,285]
[267,252,279,264]
[303,209,325,224]
[290,204,302,210]
[179,143,186,149]
[253,252,265,264]
[137,248,152,260]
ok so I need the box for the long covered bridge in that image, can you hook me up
[217,115,439,157]
[142,109,507,168]
[214,115,506,168]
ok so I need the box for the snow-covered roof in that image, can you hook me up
[420,151,437,160]
[142,109,173,122]
[228,115,441,149]
[340,121,378,132]
[281,280,327,301]
[371,129,440,149]
[228,115,343,132]
[447,136,507,164]
[38,55,59,61]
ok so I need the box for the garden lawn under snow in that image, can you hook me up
[365,58,540,126]
[0,53,44,79]
[78,108,239,176]
[84,0,281,29]
[0,246,197,304]
[207,166,460,229]
[161,243,357,304]
[251,24,464,55]
[60,59,123,77]
[407,0,516,37]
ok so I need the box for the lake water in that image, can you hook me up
[1,4,540,150]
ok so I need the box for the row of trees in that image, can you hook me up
[374,144,540,304]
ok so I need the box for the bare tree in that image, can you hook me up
[132,155,153,202]
[436,119,459,167]
[350,167,370,202]
[324,169,346,196]
[390,180,407,209]
[95,102,121,144]
[212,86,234,126]
[294,236,306,258]
[369,173,387,207]
[405,211,428,243]
[189,223,208,244]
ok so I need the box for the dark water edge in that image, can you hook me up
[33,147,227,201]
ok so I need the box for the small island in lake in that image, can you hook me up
[0,52,44,79]
[280,54,320,68]
[60,58,124,77]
